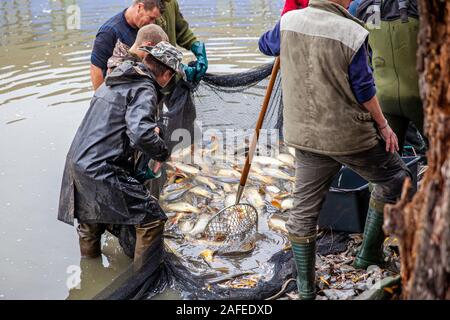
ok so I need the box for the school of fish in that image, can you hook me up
[161,142,296,241]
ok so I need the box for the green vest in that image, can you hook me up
[280,0,379,156]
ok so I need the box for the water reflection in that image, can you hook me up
[0,0,282,299]
[67,234,132,300]
[0,0,280,107]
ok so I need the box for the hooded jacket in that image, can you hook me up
[57,61,168,226]
[106,39,141,73]
[282,0,309,15]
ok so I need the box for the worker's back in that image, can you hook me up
[58,61,166,226]
[280,1,378,156]
[67,62,158,175]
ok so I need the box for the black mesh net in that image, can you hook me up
[197,62,284,132]
[97,230,350,300]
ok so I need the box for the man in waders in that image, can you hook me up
[58,42,184,268]
[104,24,172,198]
[352,0,426,153]
[259,0,411,299]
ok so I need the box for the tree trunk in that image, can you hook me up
[384,1,450,300]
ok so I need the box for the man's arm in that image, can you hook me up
[362,96,399,153]
[174,0,197,50]
[349,42,399,153]
[90,64,104,91]
[125,86,169,162]
[348,0,362,16]
[90,29,117,90]
[349,41,377,105]
[258,21,281,57]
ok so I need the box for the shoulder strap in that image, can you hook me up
[397,0,410,23]
[374,0,409,23]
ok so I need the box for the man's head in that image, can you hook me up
[130,24,169,59]
[329,0,352,9]
[140,41,183,88]
[127,0,163,29]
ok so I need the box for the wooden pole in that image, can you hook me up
[235,57,281,204]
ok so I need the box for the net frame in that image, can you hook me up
[203,203,258,244]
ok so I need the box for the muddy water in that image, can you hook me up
[0,0,283,299]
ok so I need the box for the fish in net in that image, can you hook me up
[97,60,353,301]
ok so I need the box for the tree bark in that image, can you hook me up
[384,1,450,300]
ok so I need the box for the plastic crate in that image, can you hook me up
[318,156,420,233]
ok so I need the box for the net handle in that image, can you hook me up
[236,57,281,204]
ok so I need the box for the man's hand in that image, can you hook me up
[155,121,167,140]
[191,41,208,82]
[361,96,400,154]
[378,122,399,153]
[152,161,162,174]
[181,63,196,82]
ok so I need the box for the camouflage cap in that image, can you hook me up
[139,41,184,78]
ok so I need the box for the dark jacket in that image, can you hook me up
[58,61,169,226]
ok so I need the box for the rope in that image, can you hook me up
[264,278,297,300]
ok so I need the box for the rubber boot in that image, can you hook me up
[134,220,165,270]
[290,235,316,300]
[353,199,386,269]
[77,223,105,259]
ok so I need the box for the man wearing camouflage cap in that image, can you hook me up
[140,41,185,80]
[58,42,184,269]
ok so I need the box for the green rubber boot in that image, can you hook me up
[290,235,316,300]
[353,199,386,270]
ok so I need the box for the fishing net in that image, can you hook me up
[94,44,430,299]
[97,230,351,300]
[95,60,356,301]
[133,61,283,199]
[97,55,426,300]
[162,60,283,152]
[203,204,258,244]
